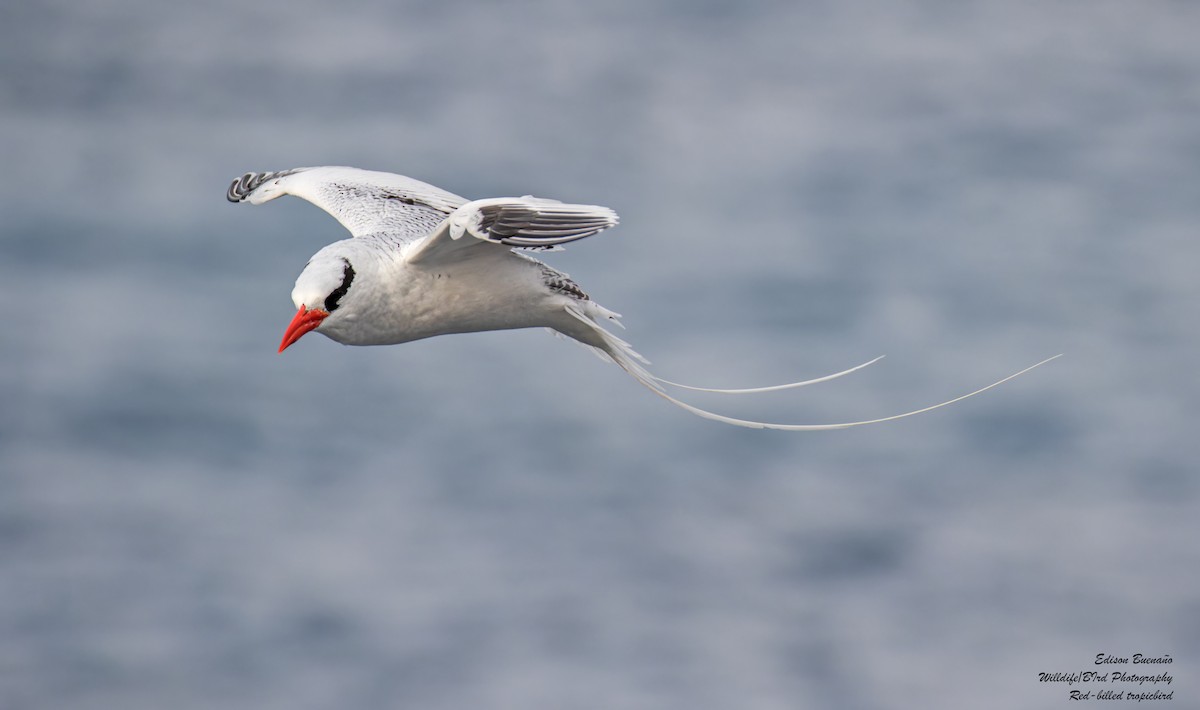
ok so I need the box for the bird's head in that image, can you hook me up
[279,245,358,352]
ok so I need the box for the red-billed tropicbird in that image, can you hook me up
[227,166,1057,430]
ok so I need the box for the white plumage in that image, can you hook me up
[228,166,1057,430]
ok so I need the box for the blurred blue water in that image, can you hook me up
[2,1,1198,709]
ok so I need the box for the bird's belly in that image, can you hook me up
[326,262,557,346]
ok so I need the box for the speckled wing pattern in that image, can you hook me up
[226,166,469,240]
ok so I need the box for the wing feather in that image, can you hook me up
[227,166,469,240]
[407,197,619,265]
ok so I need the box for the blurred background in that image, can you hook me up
[2,1,1197,708]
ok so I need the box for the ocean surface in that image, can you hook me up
[2,1,1197,708]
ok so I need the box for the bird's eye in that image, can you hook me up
[324,259,355,311]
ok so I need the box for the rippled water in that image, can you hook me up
[2,1,1197,709]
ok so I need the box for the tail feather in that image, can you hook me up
[652,355,886,394]
[563,303,661,392]
[562,304,1061,431]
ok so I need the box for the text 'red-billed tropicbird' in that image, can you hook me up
[227,166,1058,431]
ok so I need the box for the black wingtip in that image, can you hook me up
[226,169,303,203]
[226,172,263,203]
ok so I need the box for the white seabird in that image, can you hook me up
[227,166,1057,430]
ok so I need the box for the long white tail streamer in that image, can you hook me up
[568,304,1061,431]
[645,355,1063,431]
[652,355,887,394]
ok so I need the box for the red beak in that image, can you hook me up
[279,305,329,353]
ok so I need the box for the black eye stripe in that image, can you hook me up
[324,259,355,312]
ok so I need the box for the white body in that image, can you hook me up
[307,238,602,347]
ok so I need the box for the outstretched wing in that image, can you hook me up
[227,166,469,240]
[406,196,619,265]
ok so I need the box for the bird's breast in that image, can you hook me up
[327,256,561,346]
